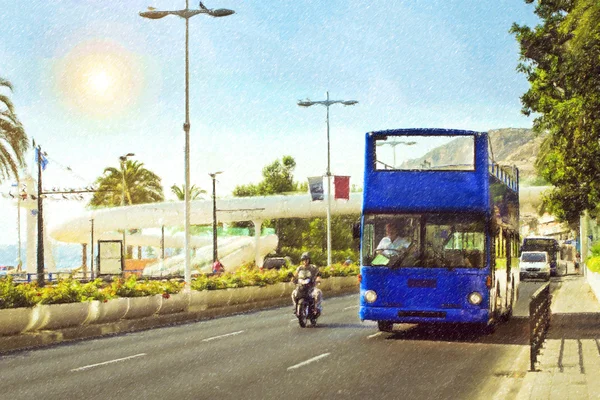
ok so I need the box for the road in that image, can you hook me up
[0,280,557,400]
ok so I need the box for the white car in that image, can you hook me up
[520,251,551,281]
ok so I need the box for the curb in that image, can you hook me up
[585,265,600,304]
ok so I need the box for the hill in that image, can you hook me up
[401,128,543,185]
[488,128,544,184]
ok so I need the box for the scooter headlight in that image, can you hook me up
[364,290,377,303]
[468,292,483,305]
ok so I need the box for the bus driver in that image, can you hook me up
[376,223,411,257]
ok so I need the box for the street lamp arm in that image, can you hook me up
[298,99,359,108]
[140,8,234,20]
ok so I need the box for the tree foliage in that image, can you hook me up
[89,160,164,208]
[231,156,359,259]
[0,78,28,183]
[511,0,600,223]
[170,184,206,201]
[233,155,298,197]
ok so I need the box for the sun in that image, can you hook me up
[54,39,143,118]
[86,70,112,95]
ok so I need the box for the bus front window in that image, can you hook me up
[424,215,485,268]
[362,214,485,268]
[362,215,420,268]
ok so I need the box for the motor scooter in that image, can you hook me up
[293,269,319,327]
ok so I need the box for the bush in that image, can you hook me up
[0,259,358,309]
[589,242,600,258]
[279,246,358,267]
[587,256,600,273]
[110,276,184,298]
[0,277,38,309]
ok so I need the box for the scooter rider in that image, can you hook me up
[291,252,323,316]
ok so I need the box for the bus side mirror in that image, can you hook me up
[353,222,361,240]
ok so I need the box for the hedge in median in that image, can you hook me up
[0,262,359,310]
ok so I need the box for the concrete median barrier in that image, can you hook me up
[0,308,33,336]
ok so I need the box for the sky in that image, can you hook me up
[0,0,540,246]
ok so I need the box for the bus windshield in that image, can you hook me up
[362,213,485,269]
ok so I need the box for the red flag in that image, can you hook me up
[334,176,350,200]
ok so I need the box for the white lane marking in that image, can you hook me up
[287,353,331,371]
[343,305,359,310]
[71,353,146,372]
[202,330,245,342]
[367,332,383,339]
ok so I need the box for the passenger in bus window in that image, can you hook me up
[376,223,411,257]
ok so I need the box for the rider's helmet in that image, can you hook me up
[300,252,311,262]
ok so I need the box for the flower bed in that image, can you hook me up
[0,263,359,310]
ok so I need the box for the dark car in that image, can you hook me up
[261,257,289,270]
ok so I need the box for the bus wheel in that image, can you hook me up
[377,321,394,332]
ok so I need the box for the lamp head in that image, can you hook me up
[209,8,235,17]
[341,100,358,106]
[297,100,314,107]
[139,10,170,19]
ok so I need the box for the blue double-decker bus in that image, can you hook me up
[358,128,520,332]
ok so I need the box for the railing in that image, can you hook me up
[3,270,187,283]
[529,282,552,371]
[488,161,519,191]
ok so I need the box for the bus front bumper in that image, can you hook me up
[360,306,489,324]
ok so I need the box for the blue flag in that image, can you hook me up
[35,148,48,171]
[308,176,324,201]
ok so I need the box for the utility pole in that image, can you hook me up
[90,219,95,279]
[209,171,223,264]
[36,144,45,286]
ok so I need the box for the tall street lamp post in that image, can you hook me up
[140,2,234,287]
[298,92,358,266]
[119,153,135,261]
[209,171,223,264]
[375,140,416,168]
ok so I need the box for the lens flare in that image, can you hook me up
[54,39,143,118]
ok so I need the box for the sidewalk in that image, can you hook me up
[516,274,600,400]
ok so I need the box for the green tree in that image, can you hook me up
[233,155,299,197]
[170,184,206,201]
[89,159,164,207]
[511,0,600,223]
[232,156,359,257]
[0,78,28,183]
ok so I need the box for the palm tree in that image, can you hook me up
[0,77,28,183]
[89,159,164,208]
[170,184,206,201]
[89,160,164,259]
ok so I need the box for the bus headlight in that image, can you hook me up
[364,290,378,303]
[468,292,483,305]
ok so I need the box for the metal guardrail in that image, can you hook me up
[529,282,552,371]
[3,270,188,283]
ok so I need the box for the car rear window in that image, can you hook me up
[522,253,546,262]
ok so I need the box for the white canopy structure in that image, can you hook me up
[47,192,363,273]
